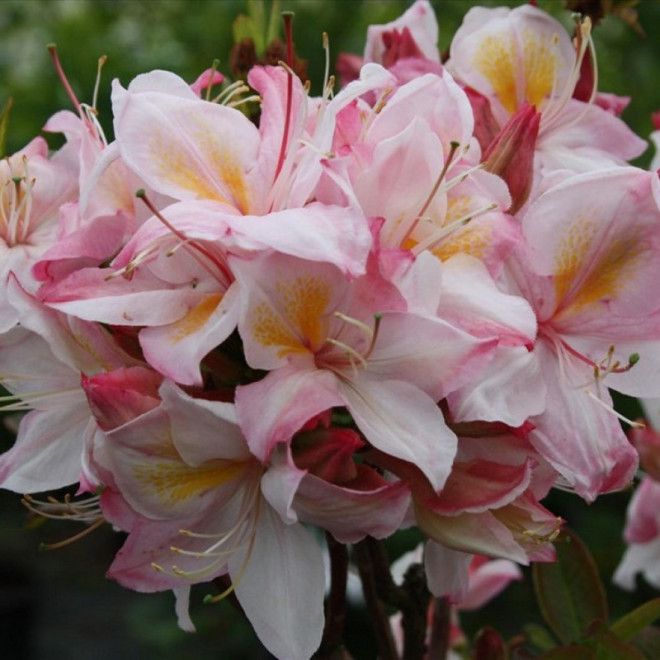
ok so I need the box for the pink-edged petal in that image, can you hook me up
[529,340,638,501]
[525,168,660,329]
[0,406,92,492]
[247,65,307,199]
[106,508,232,591]
[614,540,660,591]
[259,444,308,524]
[367,310,497,401]
[40,266,206,325]
[159,380,251,464]
[230,506,325,660]
[82,366,162,431]
[173,586,196,633]
[422,458,534,515]
[292,470,410,543]
[539,99,647,169]
[416,506,528,564]
[435,254,536,344]
[8,275,135,373]
[225,203,372,277]
[232,253,351,370]
[458,557,522,610]
[365,0,440,65]
[235,365,344,462]
[448,346,547,426]
[424,541,473,602]
[622,477,660,545]
[340,375,457,491]
[114,78,260,212]
[140,284,240,386]
[102,406,252,520]
[354,118,445,245]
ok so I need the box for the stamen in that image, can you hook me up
[411,203,497,255]
[334,311,374,340]
[322,32,331,100]
[540,16,595,137]
[326,338,368,370]
[206,59,221,102]
[135,189,232,287]
[521,517,562,545]
[213,80,249,105]
[47,44,82,114]
[203,530,256,604]
[399,141,461,247]
[92,55,108,112]
[586,389,645,429]
[38,518,106,551]
[227,95,262,109]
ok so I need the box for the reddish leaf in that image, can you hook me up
[533,528,607,644]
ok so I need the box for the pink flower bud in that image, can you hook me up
[482,102,540,215]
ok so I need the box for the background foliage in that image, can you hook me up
[0,1,659,658]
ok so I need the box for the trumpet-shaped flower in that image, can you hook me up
[90,380,325,660]
[232,248,497,491]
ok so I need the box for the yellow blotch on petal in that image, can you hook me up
[433,224,490,262]
[169,294,223,343]
[251,275,333,357]
[133,459,248,507]
[473,34,518,115]
[149,127,251,213]
[553,217,597,304]
[521,29,557,109]
[473,29,557,115]
[556,224,646,313]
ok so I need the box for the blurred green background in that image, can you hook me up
[1,1,660,658]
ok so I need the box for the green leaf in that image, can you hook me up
[265,0,281,46]
[0,97,13,158]
[538,644,595,659]
[522,623,559,653]
[611,599,660,642]
[630,626,660,659]
[533,528,608,644]
[583,622,646,660]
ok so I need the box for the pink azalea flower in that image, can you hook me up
[321,70,519,276]
[90,380,326,660]
[501,167,660,500]
[0,277,136,492]
[614,476,660,590]
[447,4,646,191]
[231,246,497,491]
[0,137,77,331]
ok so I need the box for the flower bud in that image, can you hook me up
[482,102,540,215]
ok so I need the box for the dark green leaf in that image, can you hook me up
[630,626,660,659]
[538,644,595,659]
[533,528,607,644]
[583,622,646,660]
[611,599,660,642]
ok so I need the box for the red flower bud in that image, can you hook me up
[482,102,540,215]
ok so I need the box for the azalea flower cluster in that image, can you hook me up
[1,1,658,657]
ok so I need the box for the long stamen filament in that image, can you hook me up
[400,141,461,247]
[38,518,106,552]
[411,203,497,255]
[135,189,232,287]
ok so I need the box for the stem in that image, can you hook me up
[428,597,451,660]
[316,534,349,657]
[400,563,431,660]
[353,540,398,660]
